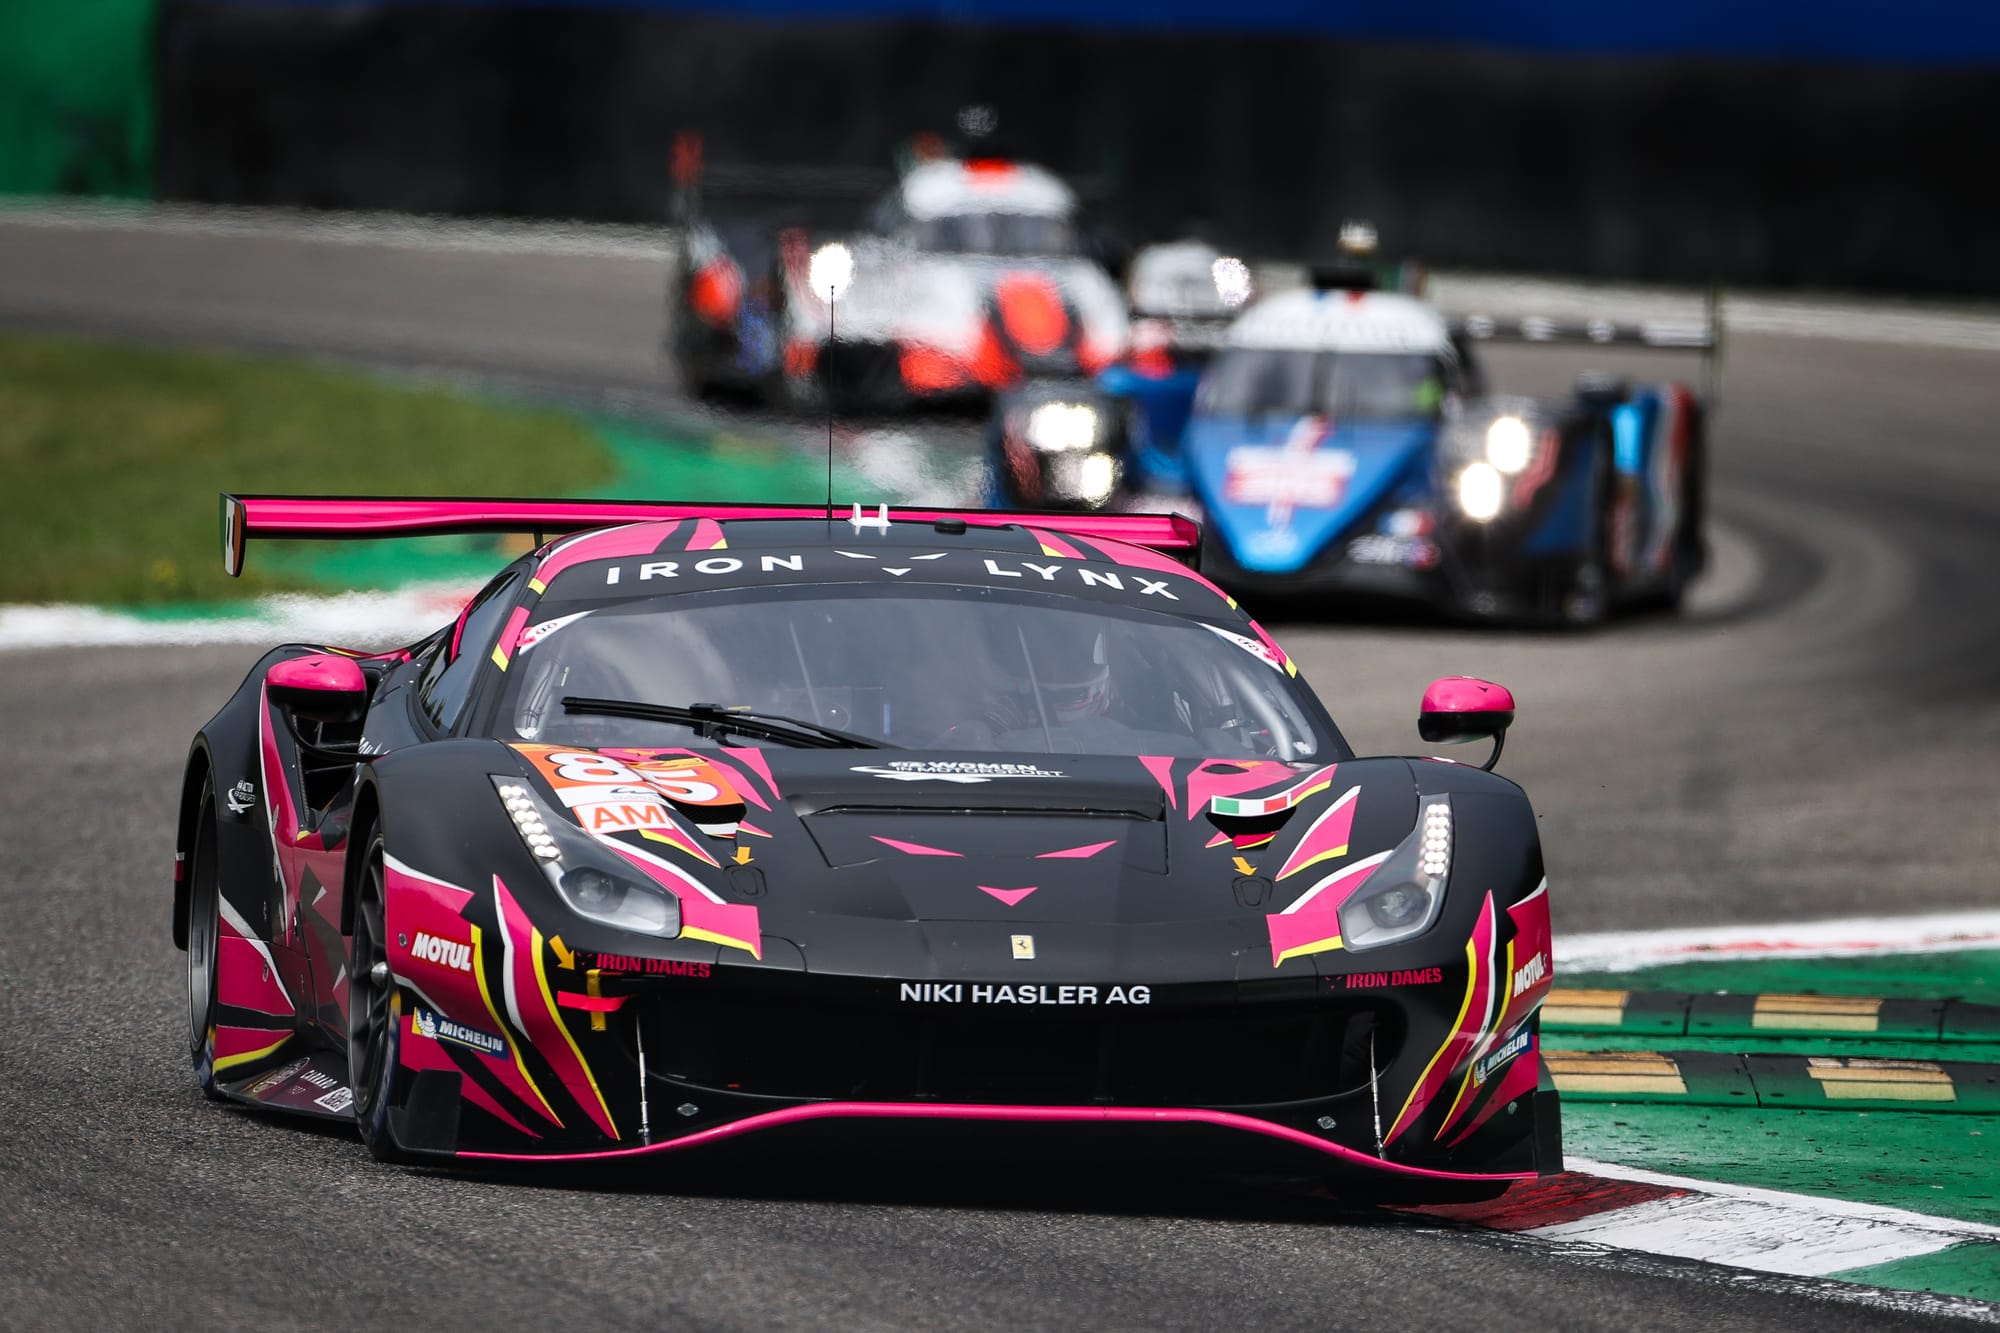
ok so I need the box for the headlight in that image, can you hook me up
[1065,451,1119,503]
[1025,401,1101,452]
[1339,797,1451,951]
[1456,463,1503,521]
[1211,255,1252,308]
[808,242,854,301]
[491,777,682,937]
[1485,416,1532,473]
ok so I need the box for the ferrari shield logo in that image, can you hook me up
[1011,934,1036,960]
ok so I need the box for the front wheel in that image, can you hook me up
[185,776,226,1100]
[347,829,412,1163]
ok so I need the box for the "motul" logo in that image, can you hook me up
[1511,951,1548,997]
[411,931,471,973]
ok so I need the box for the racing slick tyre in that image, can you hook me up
[1556,440,1615,629]
[185,774,227,1101]
[348,828,413,1163]
[1658,413,1709,615]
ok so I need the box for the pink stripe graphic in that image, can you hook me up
[873,836,963,857]
[494,605,531,659]
[978,885,1039,906]
[457,1100,1539,1180]
[1036,840,1116,859]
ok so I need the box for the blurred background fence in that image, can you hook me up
[0,0,154,198]
[11,0,1998,294]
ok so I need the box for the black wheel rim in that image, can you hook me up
[348,845,392,1121]
[186,798,219,1063]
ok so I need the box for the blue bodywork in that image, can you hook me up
[1098,363,1203,494]
[1183,419,1436,574]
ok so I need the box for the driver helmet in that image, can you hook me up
[1015,619,1112,723]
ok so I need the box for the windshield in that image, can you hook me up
[1198,349,1450,422]
[909,211,1077,256]
[495,586,1336,759]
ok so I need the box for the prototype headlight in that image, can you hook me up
[1211,255,1253,308]
[1456,463,1503,521]
[808,242,854,301]
[1025,401,1101,453]
[490,777,682,937]
[1052,451,1119,504]
[1484,416,1532,473]
[1339,797,1451,952]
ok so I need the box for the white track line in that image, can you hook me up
[1556,910,2000,973]
[1532,1193,1957,1276]
[1569,1158,2000,1242]
[0,199,672,261]
[1503,1232,2000,1325]
[0,585,477,652]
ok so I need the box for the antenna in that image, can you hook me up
[806,241,853,523]
[826,279,835,521]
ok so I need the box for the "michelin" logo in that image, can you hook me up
[1474,1029,1533,1085]
[412,1007,506,1058]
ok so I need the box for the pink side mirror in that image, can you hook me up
[1418,676,1515,769]
[267,653,369,723]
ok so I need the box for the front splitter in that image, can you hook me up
[456,1099,1539,1183]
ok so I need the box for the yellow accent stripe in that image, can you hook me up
[490,645,510,671]
[1438,936,1516,1138]
[681,924,763,960]
[212,1033,291,1075]
[586,968,606,1033]
[470,922,563,1128]
[638,827,717,865]
[1285,659,1298,677]
[1275,843,1350,881]
[1271,934,1345,967]
[532,925,617,1138]
[528,577,547,594]
[1389,901,1487,1139]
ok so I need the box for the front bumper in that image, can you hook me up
[400,963,1558,1186]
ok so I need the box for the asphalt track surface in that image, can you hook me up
[4,214,1999,1330]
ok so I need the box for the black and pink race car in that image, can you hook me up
[176,495,1560,1195]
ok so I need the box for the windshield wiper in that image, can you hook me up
[560,696,896,750]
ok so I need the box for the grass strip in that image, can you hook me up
[1561,1102,2000,1229]
[1832,1243,2000,1305]
[0,332,613,605]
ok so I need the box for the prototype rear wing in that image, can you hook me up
[220,495,1202,578]
[1449,314,1714,349]
[1448,289,1724,402]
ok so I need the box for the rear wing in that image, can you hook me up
[220,495,1202,578]
[1448,288,1724,403]
[669,133,890,232]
